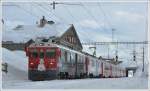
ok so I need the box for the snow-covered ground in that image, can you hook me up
[2,48,149,89]
[2,77,148,89]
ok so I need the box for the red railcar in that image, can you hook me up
[26,45,61,80]
[25,42,126,81]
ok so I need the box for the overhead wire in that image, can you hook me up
[97,2,113,30]
[62,4,91,42]
[32,2,52,20]
[37,3,69,24]
[2,4,41,19]
[80,2,107,33]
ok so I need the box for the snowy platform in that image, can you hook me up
[2,77,148,89]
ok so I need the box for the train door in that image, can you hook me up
[37,48,46,71]
[110,64,112,77]
[85,57,89,74]
[75,53,78,78]
[101,62,103,77]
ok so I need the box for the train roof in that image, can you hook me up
[28,42,123,67]
[28,42,84,55]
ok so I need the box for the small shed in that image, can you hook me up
[125,67,137,77]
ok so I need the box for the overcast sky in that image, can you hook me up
[2,1,148,64]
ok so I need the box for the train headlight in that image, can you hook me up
[30,62,34,65]
[50,62,53,65]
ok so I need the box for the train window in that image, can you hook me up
[81,56,84,63]
[105,66,109,70]
[92,60,95,66]
[46,49,56,58]
[67,52,70,62]
[65,51,67,62]
[30,49,38,58]
[31,51,38,58]
[82,56,84,63]
[39,51,44,58]
[71,53,75,63]
[78,55,81,63]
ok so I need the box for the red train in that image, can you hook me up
[25,42,126,81]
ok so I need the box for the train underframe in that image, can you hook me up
[28,70,105,81]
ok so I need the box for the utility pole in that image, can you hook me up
[115,41,118,59]
[112,28,115,42]
[133,49,136,61]
[51,1,56,9]
[142,47,144,72]
[89,45,96,56]
[50,1,81,10]
[89,43,96,56]
[132,44,136,62]
[107,44,110,58]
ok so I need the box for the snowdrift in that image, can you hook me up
[134,63,149,77]
[2,48,28,81]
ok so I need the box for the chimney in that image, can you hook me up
[39,16,47,27]
[2,19,4,24]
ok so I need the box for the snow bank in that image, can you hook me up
[134,63,149,77]
[2,48,28,82]
[2,48,27,71]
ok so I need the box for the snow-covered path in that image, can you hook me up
[2,77,148,89]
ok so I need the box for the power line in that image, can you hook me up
[97,2,113,29]
[62,5,77,23]
[15,4,41,19]
[37,3,69,24]
[3,4,41,19]
[142,47,145,72]
[80,2,107,32]
[35,3,58,19]
[97,2,117,43]
[62,4,92,40]
[82,41,149,45]
[50,1,81,10]
[33,3,52,19]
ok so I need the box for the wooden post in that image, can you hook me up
[2,63,8,73]
[142,47,144,72]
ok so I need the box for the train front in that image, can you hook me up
[25,43,61,81]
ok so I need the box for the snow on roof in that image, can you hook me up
[2,23,71,43]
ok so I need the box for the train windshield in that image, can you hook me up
[46,49,56,58]
[30,49,38,58]
[39,50,44,58]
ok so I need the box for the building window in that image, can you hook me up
[65,35,77,44]
[73,37,76,44]
[65,51,67,62]
[69,37,72,43]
